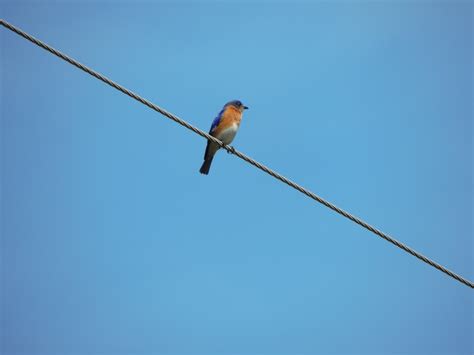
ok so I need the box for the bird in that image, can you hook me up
[199,100,249,175]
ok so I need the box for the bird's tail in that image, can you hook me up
[199,157,214,175]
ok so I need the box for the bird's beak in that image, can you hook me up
[243,106,249,110]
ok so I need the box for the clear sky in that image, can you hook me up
[1,1,472,354]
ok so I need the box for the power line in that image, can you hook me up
[1,19,472,289]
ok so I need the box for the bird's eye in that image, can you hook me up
[236,101,242,106]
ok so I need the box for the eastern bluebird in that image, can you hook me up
[199,100,249,175]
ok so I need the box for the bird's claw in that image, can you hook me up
[226,145,235,154]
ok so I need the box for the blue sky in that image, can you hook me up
[1,1,472,354]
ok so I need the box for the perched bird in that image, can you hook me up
[199,100,249,175]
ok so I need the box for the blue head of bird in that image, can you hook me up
[225,100,249,113]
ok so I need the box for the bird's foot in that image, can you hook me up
[226,145,235,154]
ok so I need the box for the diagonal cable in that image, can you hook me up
[1,19,472,289]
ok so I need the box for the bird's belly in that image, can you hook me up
[216,124,239,145]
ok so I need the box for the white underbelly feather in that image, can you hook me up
[216,124,239,145]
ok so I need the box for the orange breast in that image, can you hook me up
[212,106,242,137]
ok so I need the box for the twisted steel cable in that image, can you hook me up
[1,19,472,289]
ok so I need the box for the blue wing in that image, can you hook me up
[209,108,225,134]
[203,107,226,161]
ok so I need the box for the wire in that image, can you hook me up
[1,18,472,289]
